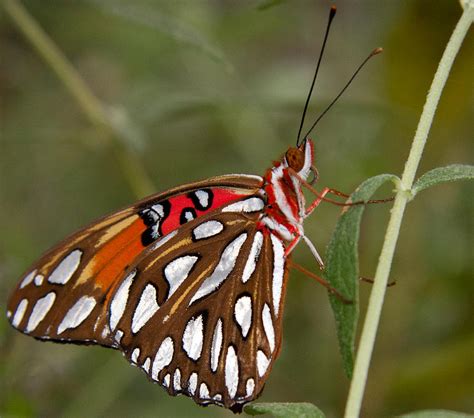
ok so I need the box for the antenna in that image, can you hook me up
[303,47,383,140]
[296,5,337,146]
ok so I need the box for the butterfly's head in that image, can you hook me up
[285,138,314,181]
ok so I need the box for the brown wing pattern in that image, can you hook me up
[107,211,289,411]
[7,175,263,347]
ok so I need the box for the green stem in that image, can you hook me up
[344,3,473,418]
[3,0,155,198]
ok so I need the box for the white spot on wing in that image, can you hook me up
[173,368,182,391]
[270,234,285,316]
[132,284,159,333]
[195,190,210,208]
[242,232,263,283]
[164,255,198,299]
[34,274,44,286]
[109,270,136,331]
[12,299,28,328]
[222,197,264,213]
[131,348,140,363]
[262,303,275,352]
[149,230,178,252]
[151,337,174,380]
[234,295,252,338]
[20,270,36,288]
[142,357,151,373]
[192,220,224,240]
[48,249,82,285]
[26,292,56,333]
[199,382,210,399]
[6,310,12,319]
[163,373,170,388]
[246,378,255,397]
[57,296,96,334]
[182,315,204,361]
[190,233,247,304]
[114,329,124,344]
[257,350,270,377]
[188,372,198,395]
[210,318,223,372]
[225,346,239,399]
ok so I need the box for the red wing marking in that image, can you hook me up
[161,189,249,234]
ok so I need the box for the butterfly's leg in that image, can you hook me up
[304,187,332,217]
[289,260,351,304]
[284,233,324,270]
[284,235,301,257]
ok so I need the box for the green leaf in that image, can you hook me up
[325,174,399,378]
[245,402,325,418]
[396,410,474,418]
[412,164,474,195]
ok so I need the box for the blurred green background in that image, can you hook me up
[1,1,472,417]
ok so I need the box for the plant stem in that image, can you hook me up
[344,3,473,418]
[3,0,155,198]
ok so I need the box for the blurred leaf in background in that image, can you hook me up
[0,1,472,417]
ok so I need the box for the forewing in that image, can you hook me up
[7,175,263,347]
[109,209,290,411]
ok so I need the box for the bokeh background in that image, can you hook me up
[1,1,472,417]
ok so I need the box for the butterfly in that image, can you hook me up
[6,137,337,412]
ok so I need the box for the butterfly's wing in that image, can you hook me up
[7,175,263,347]
[105,209,289,411]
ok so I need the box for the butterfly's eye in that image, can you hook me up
[285,147,305,172]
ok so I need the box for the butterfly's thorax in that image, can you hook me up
[260,166,304,242]
[259,139,314,244]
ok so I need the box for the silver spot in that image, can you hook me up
[151,203,165,217]
[132,284,159,333]
[151,337,174,380]
[142,357,151,373]
[199,382,210,399]
[26,292,56,333]
[242,232,263,283]
[190,233,247,304]
[164,255,199,299]
[184,211,195,222]
[149,230,178,252]
[195,190,210,208]
[262,303,275,352]
[109,270,136,331]
[20,270,36,288]
[57,296,96,334]
[213,393,222,401]
[114,329,124,344]
[182,315,204,361]
[210,318,223,372]
[192,220,224,240]
[131,348,140,363]
[270,234,285,315]
[163,373,171,388]
[225,346,239,399]
[34,274,44,286]
[173,368,182,391]
[6,310,12,319]
[222,197,264,213]
[188,372,198,396]
[234,295,252,338]
[257,350,270,377]
[48,249,82,285]
[12,299,28,328]
[246,378,255,397]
